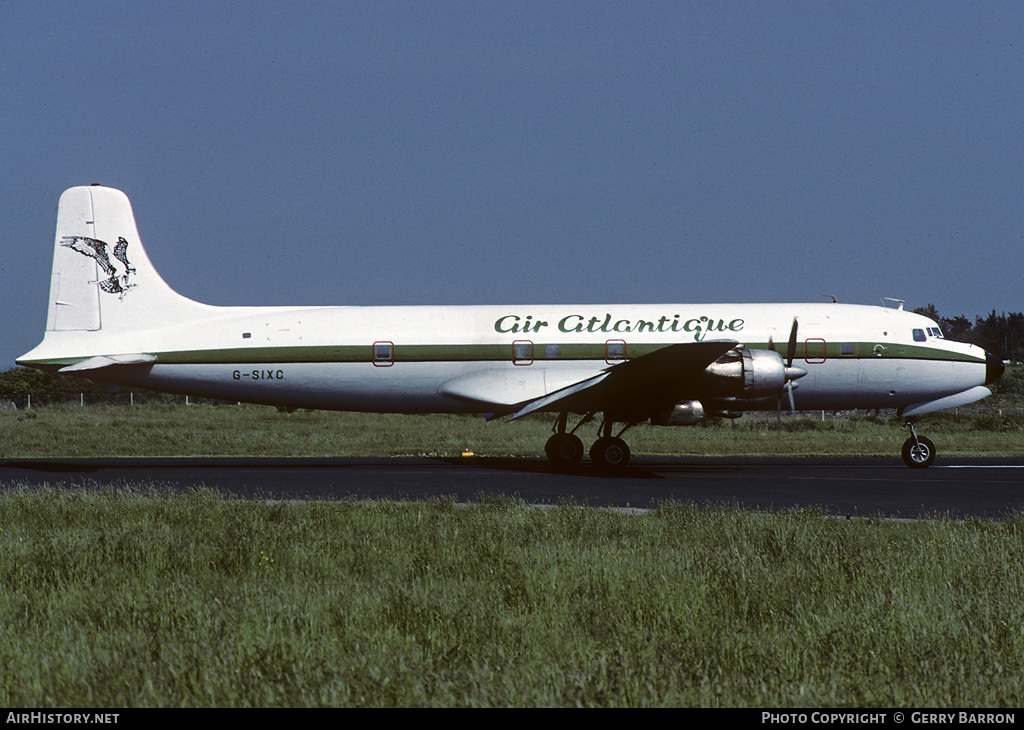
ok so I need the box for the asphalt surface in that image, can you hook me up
[1,455,1023,519]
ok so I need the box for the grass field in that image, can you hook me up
[1,402,1023,459]
[1,488,1022,707]
[1,384,1022,706]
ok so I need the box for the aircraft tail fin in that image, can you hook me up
[44,185,210,333]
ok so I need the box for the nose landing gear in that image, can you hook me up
[901,421,936,468]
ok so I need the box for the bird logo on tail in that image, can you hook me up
[60,236,137,297]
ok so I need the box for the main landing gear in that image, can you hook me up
[545,412,636,470]
[901,421,936,468]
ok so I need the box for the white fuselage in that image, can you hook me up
[22,301,992,414]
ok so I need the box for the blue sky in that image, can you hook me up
[2,1,1021,368]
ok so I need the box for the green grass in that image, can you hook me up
[1,403,1023,459]
[2,376,1022,706]
[0,487,1022,707]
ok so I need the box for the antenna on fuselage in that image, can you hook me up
[881,297,905,311]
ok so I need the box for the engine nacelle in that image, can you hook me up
[701,347,799,398]
[651,400,705,426]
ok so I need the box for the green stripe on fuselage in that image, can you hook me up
[34,341,981,367]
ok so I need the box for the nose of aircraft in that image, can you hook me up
[985,350,1005,385]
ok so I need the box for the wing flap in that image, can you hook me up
[507,372,611,421]
[439,366,608,407]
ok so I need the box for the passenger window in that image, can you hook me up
[513,340,534,365]
[545,344,561,358]
[840,343,856,356]
[912,329,926,342]
[605,340,627,363]
[373,341,394,367]
[804,338,827,364]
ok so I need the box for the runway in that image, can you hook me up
[2,456,1023,519]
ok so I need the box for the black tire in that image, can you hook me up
[902,435,936,468]
[545,433,584,465]
[590,436,631,470]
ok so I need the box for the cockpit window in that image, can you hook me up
[913,329,927,342]
[928,327,943,338]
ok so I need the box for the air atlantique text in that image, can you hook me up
[494,313,744,341]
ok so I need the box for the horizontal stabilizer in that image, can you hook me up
[898,386,992,419]
[58,353,157,372]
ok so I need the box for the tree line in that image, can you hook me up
[0,365,193,407]
[912,305,1022,362]
[0,367,107,398]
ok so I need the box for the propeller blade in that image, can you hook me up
[785,318,799,367]
[772,318,802,426]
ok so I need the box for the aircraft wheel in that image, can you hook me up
[545,433,584,465]
[901,435,936,468]
[590,436,631,470]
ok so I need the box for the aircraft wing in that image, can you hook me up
[508,340,738,420]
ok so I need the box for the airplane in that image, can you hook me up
[17,185,1005,469]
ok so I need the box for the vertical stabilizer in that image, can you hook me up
[47,187,102,331]
[45,185,208,334]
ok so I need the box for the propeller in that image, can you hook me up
[775,318,807,422]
